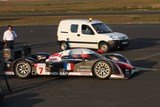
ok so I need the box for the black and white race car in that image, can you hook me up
[5,48,138,79]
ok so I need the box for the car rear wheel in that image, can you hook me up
[93,61,112,79]
[14,60,32,79]
[60,42,68,50]
[99,42,109,53]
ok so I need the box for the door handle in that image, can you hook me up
[77,34,80,36]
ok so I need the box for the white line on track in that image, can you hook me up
[135,67,157,71]
[133,52,160,61]
[132,52,160,71]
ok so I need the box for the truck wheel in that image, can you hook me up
[93,61,112,79]
[99,43,109,53]
[14,60,32,79]
[60,42,68,50]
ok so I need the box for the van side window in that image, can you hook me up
[82,25,94,35]
[71,24,78,33]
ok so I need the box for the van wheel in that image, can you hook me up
[14,60,32,79]
[60,42,68,50]
[99,42,109,53]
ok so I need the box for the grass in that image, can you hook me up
[0,0,159,14]
[0,0,160,25]
[0,14,160,26]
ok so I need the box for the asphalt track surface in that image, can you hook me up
[0,24,160,107]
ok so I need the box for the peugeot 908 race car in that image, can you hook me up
[5,49,138,79]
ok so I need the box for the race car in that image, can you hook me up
[5,48,138,79]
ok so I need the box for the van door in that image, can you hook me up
[69,24,98,49]
[67,24,80,48]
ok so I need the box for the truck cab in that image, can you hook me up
[57,19,129,52]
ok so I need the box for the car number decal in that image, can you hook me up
[36,63,46,75]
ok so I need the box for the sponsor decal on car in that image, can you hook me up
[59,71,69,75]
[68,72,92,76]
[77,65,92,72]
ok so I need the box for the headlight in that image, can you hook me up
[118,37,125,40]
[109,36,118,40]
[118,36,128,40]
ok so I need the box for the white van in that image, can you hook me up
[57,19,129,52]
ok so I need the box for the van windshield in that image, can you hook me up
[92,23,113,34]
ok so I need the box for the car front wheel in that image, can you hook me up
[93,61,112,79]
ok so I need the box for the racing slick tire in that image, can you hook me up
[93,60,112,79]
[60,42,69,51]
[99,42,109,53]
[14,60,32,79]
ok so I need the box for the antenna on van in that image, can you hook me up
[89,18,92,22]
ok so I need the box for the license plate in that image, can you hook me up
[122,41,128,45]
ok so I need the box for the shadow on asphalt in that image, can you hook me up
[130,59,157,79]
[127,38,160,50]
[11,76,67,94]
[2,76,69,107]
[3,93,44,107]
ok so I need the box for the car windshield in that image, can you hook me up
[88,53,107,60]
[92,23,113,34]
